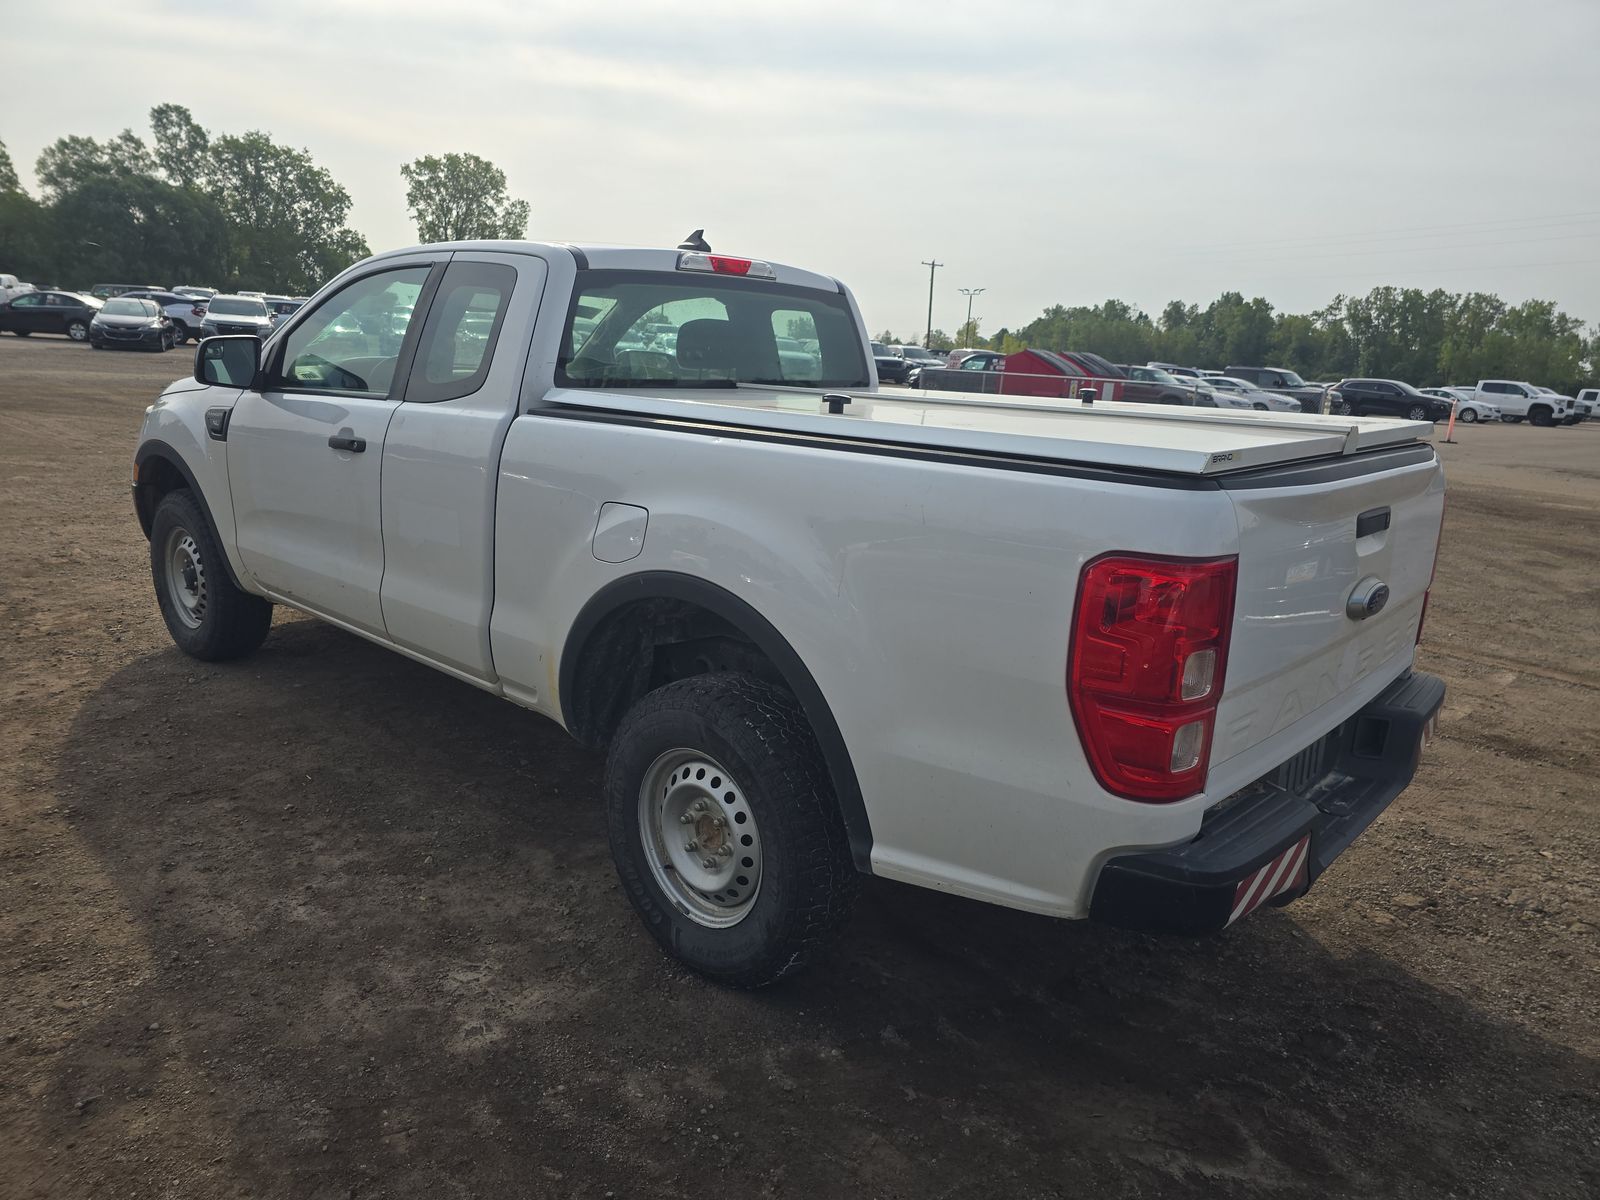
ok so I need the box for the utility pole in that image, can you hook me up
[921,259,943,347]
[958,287,986,344]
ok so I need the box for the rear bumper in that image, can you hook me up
[1089,670,1444,935]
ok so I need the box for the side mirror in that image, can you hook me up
[195,335,261,388]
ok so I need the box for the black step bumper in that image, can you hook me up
[1089,670,1445,936]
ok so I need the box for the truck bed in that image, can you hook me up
[538,385,1433,477]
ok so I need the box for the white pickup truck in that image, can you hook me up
[1471,379,1573,426]
[132,239,1446,986]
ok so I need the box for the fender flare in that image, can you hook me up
[133,439,247,592]
[561,570,874,872]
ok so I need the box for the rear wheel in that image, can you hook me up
[605,673,858,987]
[12,329,30,337]
[149,490,273,661]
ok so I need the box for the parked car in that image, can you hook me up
[0,289,103,341]
[870,341,909,384]
[1121,364,1218,406]
[171,285,218,301]
[1205,376,1303,412]
[1419,388,1499,422]
[265,296,307,324]
[200,295,274,339]
[1223,365,1328,413]
[1332,380,1451,422]
[1534,386,1586,424]
[133,236,1445,986]
[1471,380,1572,426]
[1147,361,1204,380]
[914,351,1007,392]
[1577,387,1598,417]
[121,289,210,344]
[897,345,945,387]
[0,273,36,304]
[89,297,177,352]
[90,283,164,299]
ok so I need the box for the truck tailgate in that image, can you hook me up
[1209,449,1446,782]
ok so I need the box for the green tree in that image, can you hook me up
[150,103,210,188]
[50,174,230,288]
[35,130,153,199]
[400,152,530,243]
[206,131,370,292]
[0,139,19,193]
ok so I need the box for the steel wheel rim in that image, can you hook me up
[164,526,207,629]
[638,749,762,928]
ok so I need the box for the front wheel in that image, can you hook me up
[149,489,273,661]
[605,673,858,987]
[66,320,89,342]
[1253,402,1269,411]
[1460,407,1479,423]
[1530,407,1554,427]
[1406,403,1429,421]
[12,329,31,337]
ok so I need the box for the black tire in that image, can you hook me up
[1459,407,1478,423]
[1504,416,1523,424]
[66,320,89,342]
[13,329,30,337]
[1253,402,1269,411]
[149,489,273,661]
[1406,403,1429,421]
[1530,406,1553,427]
[605,672,858,987]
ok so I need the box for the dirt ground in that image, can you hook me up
[2,335,1596,1199]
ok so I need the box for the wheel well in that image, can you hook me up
[563,597,784,748]
[560,572,874,871]
[134,453,188,538]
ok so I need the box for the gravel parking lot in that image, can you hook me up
[2,336,1597,1199]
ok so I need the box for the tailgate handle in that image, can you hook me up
[1356,507,1390,539]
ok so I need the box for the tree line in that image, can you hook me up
[883,286,1596,392]
[0,106,530,295]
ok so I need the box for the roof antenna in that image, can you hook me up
[678,229,712,252]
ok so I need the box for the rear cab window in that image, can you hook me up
[558,271,868,389]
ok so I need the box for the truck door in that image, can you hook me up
[227,258,441,636]
[379,252,547,680]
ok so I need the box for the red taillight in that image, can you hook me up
[1068,554,1238,802]
[709,255,751,275]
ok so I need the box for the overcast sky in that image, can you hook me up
[8,0,1600,338]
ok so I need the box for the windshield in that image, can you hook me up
[103,298,156,317]
[1275,369,1307,387]
[1144,367,1180,384]
[208,297,269,317]
[901,346,939,361]
[559,270,869,389]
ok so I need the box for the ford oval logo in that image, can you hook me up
[1346,577,1391,621]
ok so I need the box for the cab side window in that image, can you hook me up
[273,267,431,397]
[405,263,517,404]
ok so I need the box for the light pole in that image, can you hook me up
[921,259,943,347]
[959,287,985,345]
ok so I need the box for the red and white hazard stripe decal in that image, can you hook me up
[1228,835,1311,927]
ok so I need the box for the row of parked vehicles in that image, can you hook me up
[872,342,1595,427]
[0,279,306,351]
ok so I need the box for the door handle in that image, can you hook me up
[328,434,366,453]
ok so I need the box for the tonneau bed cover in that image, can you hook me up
[538,385,1433,477]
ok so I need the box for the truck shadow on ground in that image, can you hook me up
[48,615,1600,1199]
